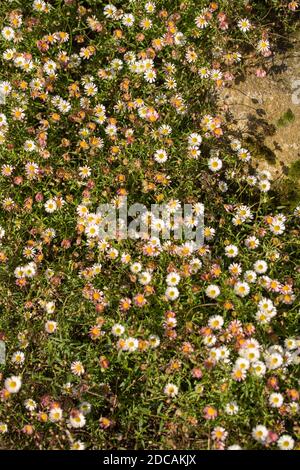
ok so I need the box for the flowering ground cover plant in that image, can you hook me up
[0,0,299,451]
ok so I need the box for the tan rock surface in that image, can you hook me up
[219,31,300,183]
